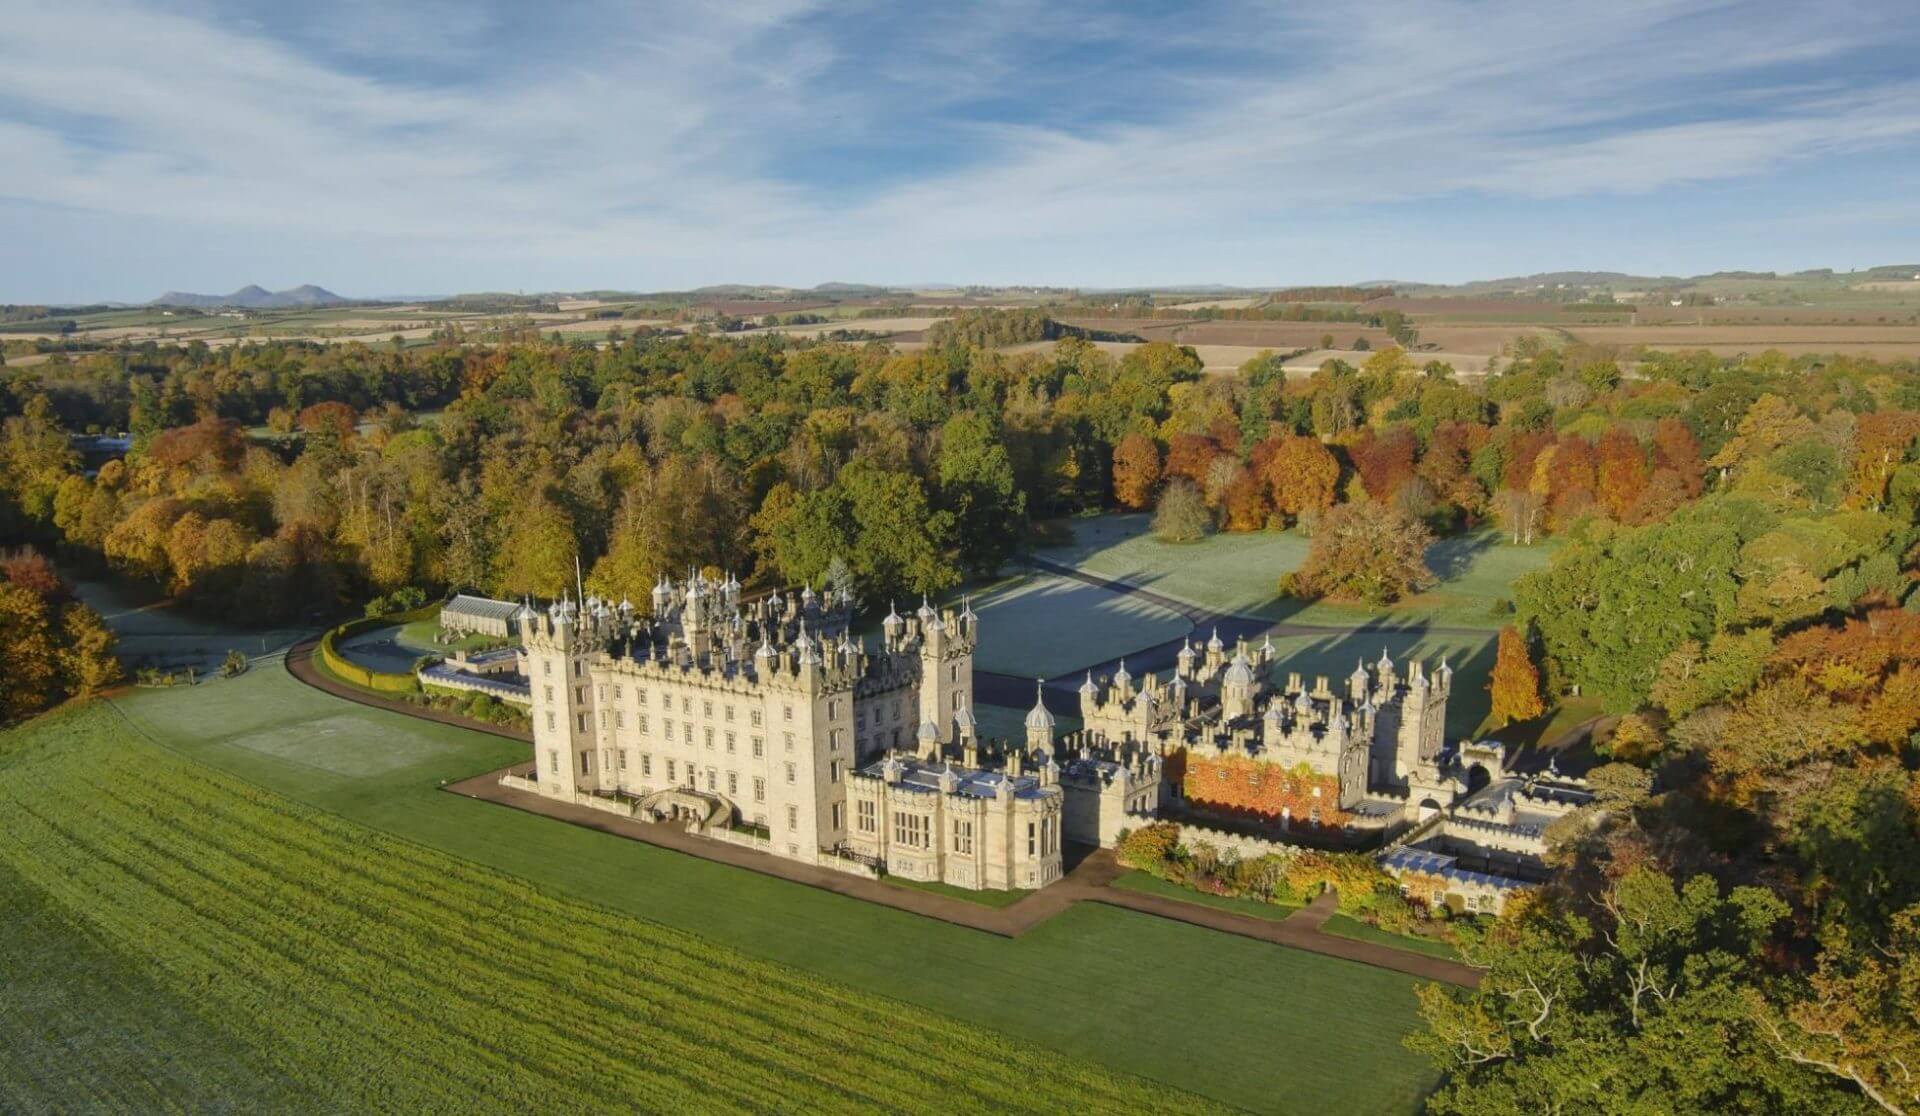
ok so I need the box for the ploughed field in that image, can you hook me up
[0,702,1212,1114]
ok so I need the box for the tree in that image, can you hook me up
[1151,478,1211,542]
[1283,502,1434,605]
[1412,869,1856,1115]
[936,411,1026,576]
[1111,432,1162,510]
[1489,625,1546,726]
[1595,428,1649,520]
[1260,435,1340,525]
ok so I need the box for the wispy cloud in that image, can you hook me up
[2,0,1919,297]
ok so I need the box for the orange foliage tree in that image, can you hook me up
[1489,624,1546,726]
[1258,435,1340,525]
[1350,427,1417,502]
[1111,432,1162,510]
[1164,433,1221,487]
[1595,427,1648,520]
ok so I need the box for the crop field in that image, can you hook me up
[970,571,1190,677]
[1037,515,1551,629]
[0,702,1220,1114]
[87,668,1441,1112]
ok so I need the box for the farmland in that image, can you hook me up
[30,668,1446,1113]
[0,700,1222,1114]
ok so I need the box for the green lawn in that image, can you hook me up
[88,667,1441,1113]
[1322,915,1463,961]
[71,577,308,674]
[1036,514,1554,629]
[1111,871,1302,922]
[882,876,1034,908]
[970,571,1190,677]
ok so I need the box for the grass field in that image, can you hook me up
[71,577,308,673]
[970,571,1190,677]
[1,702,1207,1114]
[1037,515,1553,629]
[48,668,1443,1112]
[1255,628,1498,740]
[1322,915,1462,961]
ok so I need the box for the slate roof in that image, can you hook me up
[442,594,523,623]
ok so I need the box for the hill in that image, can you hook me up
[149,284,349,309]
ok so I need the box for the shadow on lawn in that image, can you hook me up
[1257,620,1502,742]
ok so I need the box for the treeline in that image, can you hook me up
[1269,286,1393,302]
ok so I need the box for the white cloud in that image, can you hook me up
[2,0,1918,295]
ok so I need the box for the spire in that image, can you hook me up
[1079,670,1097,697]
[1025,678,1055,731]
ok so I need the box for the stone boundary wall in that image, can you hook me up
[820,854,881,880]
[708,827,770,852]
[500,773,538,794]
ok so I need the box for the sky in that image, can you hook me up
[6,0,1920,302]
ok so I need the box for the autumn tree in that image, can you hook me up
[1111,432,1161,510]
[1489,624,1546,726]
[1260,435,1340,525]
[1594,427,1648,520]
[1152,478,1212,542]
[1283,501,1434,605]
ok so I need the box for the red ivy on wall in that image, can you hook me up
[1182,753,1353,829]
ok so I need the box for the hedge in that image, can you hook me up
[317,605,441,694]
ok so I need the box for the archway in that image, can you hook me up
[1417,797,1443,820]
[1466,764,1492,795]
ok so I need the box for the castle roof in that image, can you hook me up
[1025,679,1055,731]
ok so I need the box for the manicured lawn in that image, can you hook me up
[1322,915,1463,961]
[71,577,308,674]
[1111,871,1302,922]
[967,571,1190,678]
[1036,514,1554,629]
[883,875,1034,908]
[95,668,1441,1113]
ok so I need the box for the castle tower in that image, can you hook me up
[1220,650,1257,720]
[525,601,610,798]
[1396,659,1448,780]
[918,600,974,746]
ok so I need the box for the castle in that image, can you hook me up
[494,573,1568,902]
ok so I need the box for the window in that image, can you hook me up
[753,777,765,803]
[829,729,842,752]
[727,772,738,797]
[857,799,875,832]
[543,685,554,703]
[706,769,716,791]
[573,661,581,678]
[682,723,693,744]
[751,709,762,727]
[831,803,843,830]
[704,727,714,749]
[547,749,559,774]
[725,732,736,753]
[618,749,628,771]
[613,684,622,701]
[545,712,556,732]
[615,710,625,729]
[576,714,587,735]
[601,748,612,772]
[599,710,608,729]
[954,820,973,854]
[752,736,764,758]
[829,760,840,784]
[667,759,676,782]
[543,660,552,677]
[893,811,928,849]
[580,752,592,776]
[786,805,798,831]
[1027,822,1036,856]
[637,687,647,705]
[783,704,793,722]
[681,696,691,714]
[638,714,649,736]
[641,754,652,776]
[828,699,839,719]
[702,700,713,718]
[783,732,794,752]
[597,684,606,702]
[785,762,796,785]
[725,704,735,722]
[952,691,961,711]
[664,717,674,739]
[950,664,958,683]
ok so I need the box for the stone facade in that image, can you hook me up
[845,748,1064,891]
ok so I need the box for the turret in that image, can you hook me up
[1025,679,1055,748]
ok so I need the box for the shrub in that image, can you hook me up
[220,648,249,677]
[1152,479,1212,542]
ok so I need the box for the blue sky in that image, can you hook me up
[5,0,1920,302]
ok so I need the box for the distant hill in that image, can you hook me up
[150,284,348,309]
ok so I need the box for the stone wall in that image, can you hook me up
[1124,812,1302,863]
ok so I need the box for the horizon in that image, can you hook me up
[7,1,1920,302]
